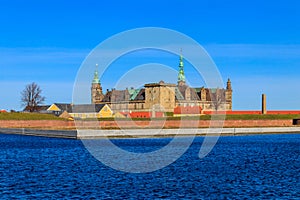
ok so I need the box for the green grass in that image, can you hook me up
[90,114,300,121]
[166,114,300,120]
[1,112,299,121]
[0,112,66,120]
[225,114,300,120]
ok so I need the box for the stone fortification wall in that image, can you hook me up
[0,119,294,130]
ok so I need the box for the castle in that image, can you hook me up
[91,54,232,116]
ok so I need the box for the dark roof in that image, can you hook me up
[190,88,200,100]
[177,84,188,99]
[36,105,51,111]
[175,87,184,100]
[102,91,112,102]
[102,89,130,103]
[133,89,145,101]
[176,85,200,100]
[54,103,73,113]
[175,85,227,101]
[112,90,129,102]
[205,89,226,101]
[23,105,50,112]
[72,104,107,113]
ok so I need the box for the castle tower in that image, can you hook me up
[144,81,176,113]
[226,78,232,91]
[91,64,104,104]
[177,53,186,86]
[225,78,232,110]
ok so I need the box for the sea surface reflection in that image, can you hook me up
[0,133,299,199]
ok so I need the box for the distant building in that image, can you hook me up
[23,105,51,113]
[91,64,104,104]
[47,103,73,116]
[29,103,113,119]
[91,54,232,116]
[71,104,113,119]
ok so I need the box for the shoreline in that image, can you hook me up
[1,127,300,139]
[0,118,297,130]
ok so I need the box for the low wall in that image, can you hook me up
[0,120,75,129]
[203,110,300,115]
[223,119,292,127]
[2,126,300,139]
[0,128,77,139]
[77,127,300,139]
[0,119,295,129]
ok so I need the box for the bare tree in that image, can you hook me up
[21,82,45,112]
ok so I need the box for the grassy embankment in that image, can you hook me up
[0,112,299,121]
[81,114,300,121]
[0,112,65,120]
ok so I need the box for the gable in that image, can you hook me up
[98,104,113,118]
[47,104,61,111]
[99,104,112,113]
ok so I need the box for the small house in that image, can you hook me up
[70,104,113,119]
[47,103,72,116]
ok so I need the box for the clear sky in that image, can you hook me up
[0,0,300,111]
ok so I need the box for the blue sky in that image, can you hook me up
[0,0,300,110]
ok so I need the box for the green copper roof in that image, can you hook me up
[92,64,100,84]
[128,88,141,100]
[178,54,186,82]
[179,54,184,67]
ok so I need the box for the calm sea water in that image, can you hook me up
[0,133,299,199]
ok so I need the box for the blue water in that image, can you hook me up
[0,133,299,199]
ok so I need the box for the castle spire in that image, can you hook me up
[177,50,186,85]
[92,64,100,84]
[91,63,104,104]
[226,78,232,90]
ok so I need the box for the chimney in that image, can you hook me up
[262,94,267,114]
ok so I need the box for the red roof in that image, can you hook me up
[119,111,164,118]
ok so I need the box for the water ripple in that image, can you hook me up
[0,133,299,199]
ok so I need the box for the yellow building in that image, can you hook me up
[97,104,113,118]
[47,103,72,116]
[70,104,113,119]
